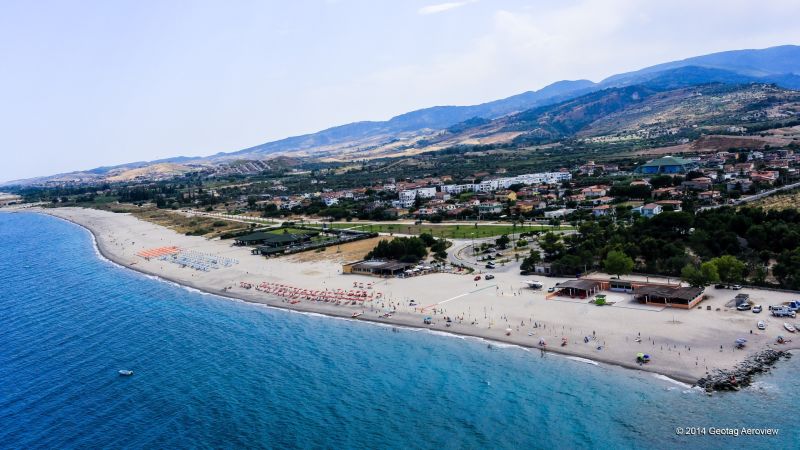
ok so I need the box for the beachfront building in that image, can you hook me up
[634,285,705,309]
[636,156,696,174]
[234,231,316,247]
[549,277,705,308]
[342,260,415,277]
[553,280,604,299]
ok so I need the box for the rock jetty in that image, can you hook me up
[696,349,791,392]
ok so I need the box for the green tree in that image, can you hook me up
[774,248,800,289]
[604,250,634,279]
[709,255,746,284]
[520,250,542,272]
[539,232,564,260]
[681,262,720,287]
[495,234,511,249]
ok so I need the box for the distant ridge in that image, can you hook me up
[6,44,800,185]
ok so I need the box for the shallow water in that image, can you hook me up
[0,212,797,449]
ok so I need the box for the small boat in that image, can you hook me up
[505,327,512,336]
[118,370,134,376]
[538,338,546,347]
[351,312,362,319]
[784,323,797,333]
[561,337,568,347]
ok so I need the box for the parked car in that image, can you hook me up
[788,301,800,312]
[714,284,726,289]
[757,321,766,330]
[731,285,742,290]
[485,264,495,269]
[736,303,752,311]
[547,287,555,293]
[752,305,762,313]
[474,275,481,281]
[772,307,797,318]
[485,274,495,280]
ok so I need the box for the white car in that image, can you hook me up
[757,321,766,330]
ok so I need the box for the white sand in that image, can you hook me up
[35,207,800,384]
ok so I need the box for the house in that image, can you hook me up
[544,208,575,219]
[592,204,614,217]
[726,179,753,192]
[652,187,680,198]
[478,202,503,215]
[655,200,683,212]
[493,190,517,202]
[515,200,536,213]
[698,190,721,202]
[681,177,712,191]
[590,196,613,206]
[634,203,662,218]
[734,162,754,174]
[581,186,608,198]
[750,171,779,184]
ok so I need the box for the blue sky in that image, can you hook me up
[2,0,800,182]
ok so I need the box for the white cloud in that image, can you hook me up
[418,1,476,15]
[306,0,800,124]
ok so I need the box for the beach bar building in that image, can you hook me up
[342,260,415,277]
[554,279,604,299]
[633,285,704,309]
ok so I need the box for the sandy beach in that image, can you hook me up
[27,207,800,385]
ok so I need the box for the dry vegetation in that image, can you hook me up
[90,203,247,237]
[745,190,800,211]
[286,236,392,264]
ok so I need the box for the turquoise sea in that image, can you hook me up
[0,212,797,449]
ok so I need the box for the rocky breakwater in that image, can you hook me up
[696,349,791,392]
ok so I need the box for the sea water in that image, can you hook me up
[0,212,797,449]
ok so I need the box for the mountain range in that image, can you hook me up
[7,45,800,186]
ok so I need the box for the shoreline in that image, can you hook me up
[19,208,799,387]
[52,209,699,385]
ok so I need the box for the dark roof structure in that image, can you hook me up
[635,285,703,301]
[558,280,601,291]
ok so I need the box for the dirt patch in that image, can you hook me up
[285,236,392,264]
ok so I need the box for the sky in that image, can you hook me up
[2,0,800,182]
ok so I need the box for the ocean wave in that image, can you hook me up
[564,356,600,366]
[651,373,693,390]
